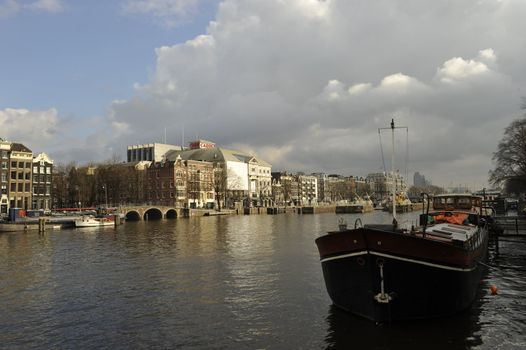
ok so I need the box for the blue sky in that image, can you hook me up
[2,0,526,188]
[0,0,217,117]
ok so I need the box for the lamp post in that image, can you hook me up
[102,184,108,208]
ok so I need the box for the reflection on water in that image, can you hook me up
[325,288,484,350]
[0,212,525,349]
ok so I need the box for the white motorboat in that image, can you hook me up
[75,216,114,228]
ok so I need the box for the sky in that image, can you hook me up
[1,0,526,189]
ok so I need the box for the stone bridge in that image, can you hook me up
[118,205,185,221]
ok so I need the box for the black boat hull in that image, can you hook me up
[316,227,488,322]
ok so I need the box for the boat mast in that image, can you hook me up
[391,119,396,221]
[378,119,407,225]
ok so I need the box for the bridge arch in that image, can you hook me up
[144,207,163,220]
[166,209,177,219]
[125,210,141,221]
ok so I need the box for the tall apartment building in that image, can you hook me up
[0,139,10,215]
[298,174,318,205]
[32,153,53,210]
[8,143,33,210]
[312,173,328,203]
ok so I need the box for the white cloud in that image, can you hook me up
[0,108,60,148]
[348,83,372,95]
[435,57,490,84]
[478,48,497,63]
[0,0,62,18]
[122,0,202,26]
[321,79,346,100]
[104,0,525,187]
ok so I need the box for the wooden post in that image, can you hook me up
[38,217,46,232]
[114,214,120,227]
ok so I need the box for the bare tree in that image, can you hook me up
[213,165,227,210]
[489,115,526,194]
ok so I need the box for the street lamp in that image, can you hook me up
[102,184,108,208]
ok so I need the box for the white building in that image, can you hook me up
[366,171,407,200]
[299,174,318,205]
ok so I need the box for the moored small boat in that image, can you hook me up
[75,215,114,228]
[348,195,374,213]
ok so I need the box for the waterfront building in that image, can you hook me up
[7,142,33,210]
[271,172,299,206]
[127,143,182,163]
[165,140,272,208]
[312,173,329,203]
[298,174,318,205]
[146,158,186,207]
[0,139,10,216]
[186,159,215,208]
[366,171,407,200]
[325,174,354,202]
[354,176,370,195]
[146,156,214,208]
[32,153,53,211]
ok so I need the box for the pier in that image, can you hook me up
[489,215,526,255]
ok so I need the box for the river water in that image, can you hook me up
[1,212,525,349]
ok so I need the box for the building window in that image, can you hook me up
[18,183,23,192]
[10,183,16,191]
[33,166,38,173]
[11,161,17,168]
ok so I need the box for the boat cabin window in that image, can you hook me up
[433,195,480,210]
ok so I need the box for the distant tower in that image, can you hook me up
[413,172,427,187]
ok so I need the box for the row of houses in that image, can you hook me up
[0,138,53,215]
[0,137,409,215]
